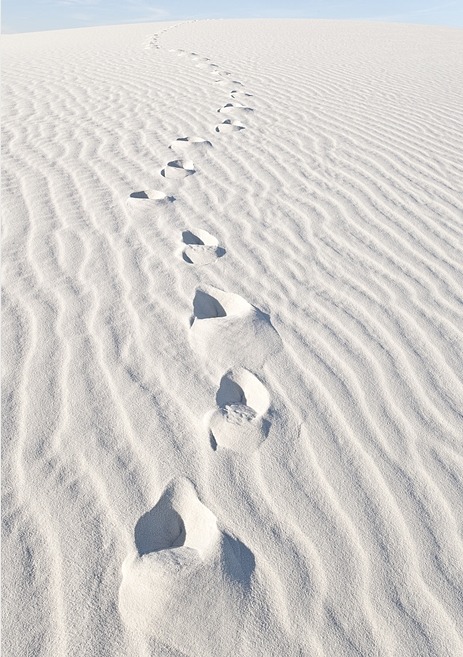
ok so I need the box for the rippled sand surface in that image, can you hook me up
[2,18,463,657]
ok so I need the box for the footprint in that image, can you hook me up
[169,136,212,154]
[192,287,250,320]
[134,479,219,560]
[119,479,220,629]
[144,34,159,49]
[217,103,253,115]
[195,59,215,70]
[189,286,282,374]
[161,159,195,179]
[231,91,253,101]
[127,189,174,206]
[215,119,246,133]
[209,369,271,454]
[213,78,243,87]
[119,478,255,641]
[182,229,225,265]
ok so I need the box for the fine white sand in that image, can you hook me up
[2,18,463,657]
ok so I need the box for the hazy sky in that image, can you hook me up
[2,0,462,33]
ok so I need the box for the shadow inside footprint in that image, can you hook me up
[135,503,186,556]
[130,191,150,199]
[192,287,252,322]
[182,230,204,245]
[216,377,246,407]
[193,290,227,319]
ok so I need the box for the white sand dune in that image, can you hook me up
[2,17,463,657]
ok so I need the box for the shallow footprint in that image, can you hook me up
[169,136,212,154]
[209,368,271,454]
[127,189,174,206]
[215,119,246,133]
[195,59,214,70]
[230,91,253,101]
[217,103,253,115]
[213,78,244,87]
[161,159,195,179]
[144,39,159,50]
[182,228,225,265]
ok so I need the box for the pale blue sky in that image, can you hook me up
[2,0,462,34]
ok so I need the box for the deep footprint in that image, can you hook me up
[189,286,282,374]
[209,368,271,454]
[182,229,225,265]
[134,479,219,560]
[119,478,256,642]
[161,159,196,179]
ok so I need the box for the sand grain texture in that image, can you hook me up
[2,18,463,657]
